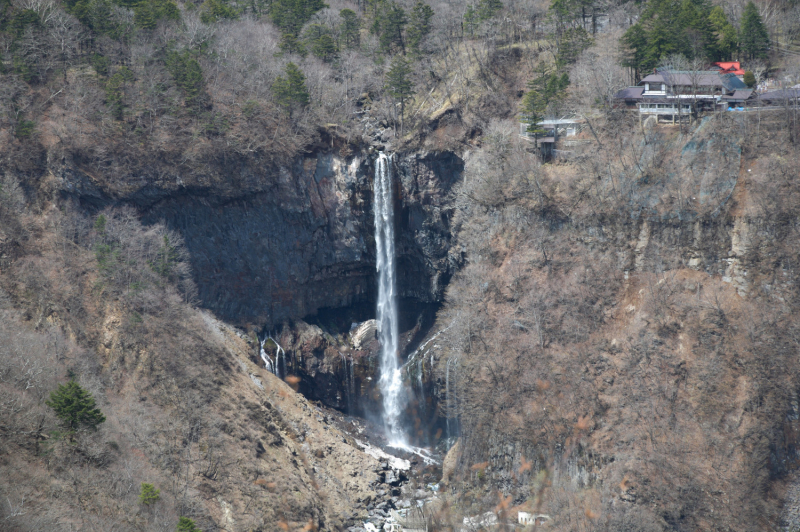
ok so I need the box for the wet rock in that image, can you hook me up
[384,470,399,486]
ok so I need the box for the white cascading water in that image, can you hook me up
[260,334,286,379]
[374,152,406,445]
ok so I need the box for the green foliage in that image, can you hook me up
[272,62,309,113]
[463,4,477,36]
[377,2,407,53]
[201,112,230,136]
[105,66,135,120]
[548,0,591,33]
[92,53,110,76]
[45,380,106,432]
[176,517,202,532]
[304,23,337,62]
[407,1,433,56]
[12,51,35,82]
[11,8,39,37]
[199,0,238,23]
[743,70,756,87]
[709,6,738,59]
[521,64,569,132]
[94,241,117,274]
[94,214,107,234]
[740,1,769,60]
[166,51,206,109]
[279,33,307,56]
[476,0,501,22]
[150,235,179,278]
[270,0,327,36]
[385,55,415,130]
[139,483,161,504]
[67,0,133,41]
[134,0,180,29]
[94,215,118,275]
[14,119,36,138]
[620,0,739,79]
[385,55,414,102]
[557,27,592,66]
[339,9,360,49]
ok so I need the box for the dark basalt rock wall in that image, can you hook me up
[58,148,463,328]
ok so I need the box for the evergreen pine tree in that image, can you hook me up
[476,0,501,21]
[272,62,310,114]
[339,9,360,49]
[407,1,433,56]
[521,64,569,133]
[134,0,180,30]
[743,70,756,87]
[270,0,328,36]
[199,0,238,23]
[557,27,593,67]
[165,51,206,109]
[310,33,337,62]
[621,23,648,80]
[463,4,478,36]
[176,517,202,532]
[740,1,769,59]
[139,483,161,505]
[279,32,308,56]
[46,380,106,433]
[677,0,717,60]
[378,2,407,53]
[709,6,738,60]
[385,56,415,133]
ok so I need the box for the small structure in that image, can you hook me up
[518,512,552,526]
[519,118,585,161]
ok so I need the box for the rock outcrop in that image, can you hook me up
[54,146,462,328]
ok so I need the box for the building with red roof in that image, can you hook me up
[711,61,746,78]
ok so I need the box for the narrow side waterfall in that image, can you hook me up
[374,152,406,445]
[260,334,286,379]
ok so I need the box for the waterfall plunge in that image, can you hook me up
[374,153,406,445]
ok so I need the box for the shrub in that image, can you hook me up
[14,120,36,139]
[176,517,202,531]
[272,62,309,113]
[139,483,161,504]
[743,70,756,87]
[165,51,206,109]
[46,380,106,432]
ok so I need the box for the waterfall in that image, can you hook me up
[445,357,452,442]
[340,352,355,415]
[374,152,406,445]
[260,334,286,379]
[259,339,274,374]
[349,355,356,415]
[446,357,460,444]
[273,336,286,379]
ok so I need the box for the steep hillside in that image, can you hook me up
[423,112,800,530]
[0,199,397,531]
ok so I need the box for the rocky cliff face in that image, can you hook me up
[54,145,463,328]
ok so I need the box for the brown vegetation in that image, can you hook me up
[431,112,800,530]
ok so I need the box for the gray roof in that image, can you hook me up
[758,89,800,101]
[614,87,644,99]
[721,89,755,101]
[639,70,746,91]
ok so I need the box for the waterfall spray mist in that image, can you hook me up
[374,153,406,445]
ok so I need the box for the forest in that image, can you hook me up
[4,0,800,529]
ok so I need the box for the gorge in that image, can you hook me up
[4,0,800,525]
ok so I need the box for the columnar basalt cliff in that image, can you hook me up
[51,146,463,328]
